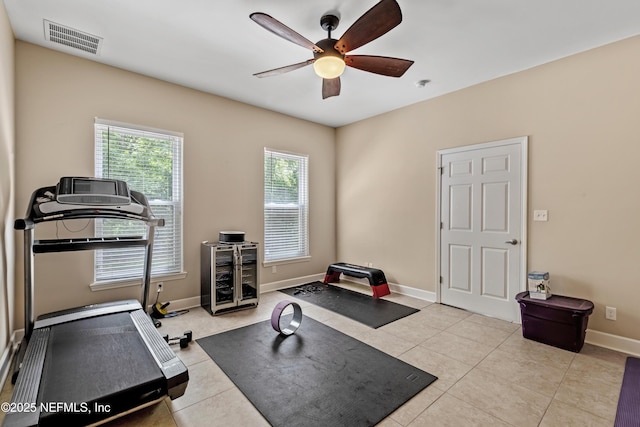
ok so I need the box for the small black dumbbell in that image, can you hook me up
[163,330,193,349]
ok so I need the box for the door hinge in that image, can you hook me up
[439,276,443,284]
[440,222,443,229]
[438,166,444,175]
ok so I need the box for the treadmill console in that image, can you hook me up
[56,176,131,206]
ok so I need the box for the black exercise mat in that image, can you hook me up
[197,316,437,427]
[279,281,419,328]
[615,356,640,427]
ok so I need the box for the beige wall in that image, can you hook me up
[336,35,640,341]
[10,32,640,344]
[1,2,15,362]
[13,42,336,327]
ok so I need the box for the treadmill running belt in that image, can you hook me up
[38,312,165,426]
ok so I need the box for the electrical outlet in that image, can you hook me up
[605,306,617,321]
[156,282,163,293]
[272,265,277,274]
[533,210,548,221]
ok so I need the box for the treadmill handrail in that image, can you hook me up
[15,182,164,340]
[33,236,148,253]
[15,185,164,226]
[6,181,188,427]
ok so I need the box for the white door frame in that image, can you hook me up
[435,136,528,321]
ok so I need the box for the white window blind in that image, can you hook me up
[264,149,309,263]
[94,119,183,283]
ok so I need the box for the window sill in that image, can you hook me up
[90,271,188,292]
[263,256,311,268]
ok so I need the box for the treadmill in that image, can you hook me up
[3,177,188,427]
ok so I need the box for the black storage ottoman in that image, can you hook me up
[515,291,594,352]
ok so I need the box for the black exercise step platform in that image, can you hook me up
[323,262,390,298]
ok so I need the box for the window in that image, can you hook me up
[94,119,183,283]
[264,149,309,263]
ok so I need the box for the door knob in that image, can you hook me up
[505,239,518,245]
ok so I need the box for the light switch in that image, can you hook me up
[533,210,548,221]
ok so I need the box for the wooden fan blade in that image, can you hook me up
[250,13,323,53]
[335,0,402,54]
[345,55,414,77]
[322,77,341,99]
[254,59,315,78]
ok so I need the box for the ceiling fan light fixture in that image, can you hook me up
[313,55,345,79]
[250,0,413,97]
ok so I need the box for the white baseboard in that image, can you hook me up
[259,273,325,293]
[0,341,13,389]
[585,329,640,357]
[0,331,23,389]
[6,277,639,364]
[12,331,23,348]
[388,282,437,302]
[310,274,438,302]
[146,273,326,313]
[147,296,201,313]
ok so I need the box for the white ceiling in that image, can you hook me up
[4,0,640,127]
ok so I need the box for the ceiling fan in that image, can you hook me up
[250,0,414,99]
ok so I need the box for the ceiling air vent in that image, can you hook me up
[44,19,102,55]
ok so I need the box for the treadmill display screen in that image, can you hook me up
[73,178,117,195]
[56,177,131,206]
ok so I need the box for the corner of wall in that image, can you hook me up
[0,0,17,378]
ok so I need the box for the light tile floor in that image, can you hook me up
[1,288,630,427]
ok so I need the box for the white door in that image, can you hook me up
[438,137,527,322]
